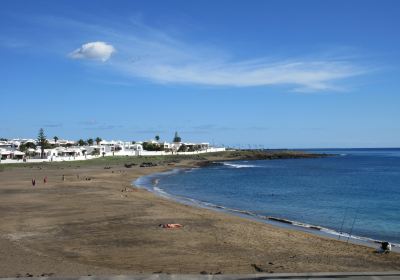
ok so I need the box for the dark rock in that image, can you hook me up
[140,162,158,167]
[251,264,265,272]
[40,273,54,277]
[124,163,137,168]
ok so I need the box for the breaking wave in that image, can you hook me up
[222,162,260,168]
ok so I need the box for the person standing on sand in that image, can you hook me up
[62,174,65,181]
[44,176,47,184]
[31,178,36,187]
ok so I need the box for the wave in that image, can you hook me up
[222,162,259,168]
[134,168,182,188]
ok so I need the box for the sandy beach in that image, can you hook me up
[0,151,399,277]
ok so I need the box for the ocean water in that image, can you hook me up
[135,148,400,245]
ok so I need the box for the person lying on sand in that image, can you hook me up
[159,223,183,229]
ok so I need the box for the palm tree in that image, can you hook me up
[155,135,160,142]
[87,138,94,145]
[95,137,102,145]
[53,136,59,143]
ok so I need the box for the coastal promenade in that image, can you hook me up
[2,272,400,280]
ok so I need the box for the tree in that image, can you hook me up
[19,142,36,152]
[25,142,37,149]
[37,128,48,159]
[142,142,163,151]
[155,135,160,141]
[53,136,59,143]
[78,139,87,146]
[173,131,181,143]
[95,137,102,145]
[19,143,28,153]
[178,144,188,152]
[87,138,94,145]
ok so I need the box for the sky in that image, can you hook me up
[1,0,399,148]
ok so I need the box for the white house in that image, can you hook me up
[0,149,25,160]
[0,149,12,160]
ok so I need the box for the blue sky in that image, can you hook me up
[1,0,399,148]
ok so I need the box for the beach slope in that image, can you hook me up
[0,151,399,277]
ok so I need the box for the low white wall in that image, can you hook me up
[103,147,225,157]
[176,147,226,155]
[0,155,100,164]
[0,148,226,164]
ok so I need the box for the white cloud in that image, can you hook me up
[65,19,367,91]
[69,41,115,62]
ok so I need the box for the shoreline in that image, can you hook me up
[133,165,400,253]
[0,151,399,276]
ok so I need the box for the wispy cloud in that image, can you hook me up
[79,120,122,130]
[191,124,234,132]
[84,124,123,130]
[43,123,63,128]
[134,129,167,134]
[0,34,29,49]
[60,17,368,91]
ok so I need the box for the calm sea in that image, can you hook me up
[135,148,400,245]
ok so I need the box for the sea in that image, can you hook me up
[134,148,400,247]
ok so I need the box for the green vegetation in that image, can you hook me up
[87,138,94,145]
[78,139,87,146]
[37,128,50,159]
[142,142,163,151]
[95,137,102,145]
[19,142,37,156]
[173,131,181,143]
[90,149,100,156]
[0,150,328,171]
[155,135,160,141]
[178,144,204,152]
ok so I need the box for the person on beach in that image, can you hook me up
[31,178,36,187]
[62,174,65,181]
[43,176,47,184]
[380,241,392,253]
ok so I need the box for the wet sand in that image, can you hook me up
[0,153,399,277]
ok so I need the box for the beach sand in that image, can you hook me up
[0,152,399,277]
